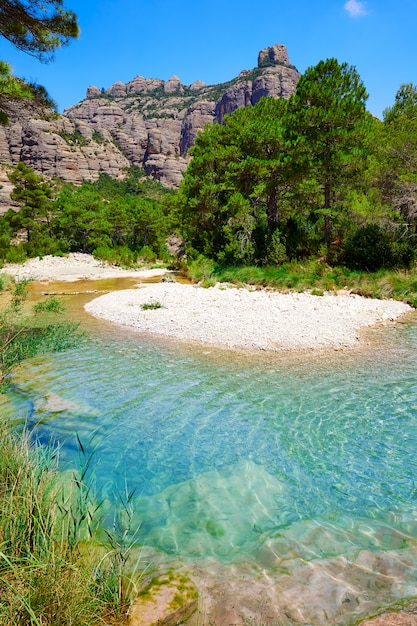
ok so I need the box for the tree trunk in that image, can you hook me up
[324,179,331,246]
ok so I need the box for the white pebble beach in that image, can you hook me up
[85,282,412,352]
[2,254,413,352]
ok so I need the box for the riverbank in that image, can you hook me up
[2,253,168,282]
[85,282,412,352]
[2,254,413,352]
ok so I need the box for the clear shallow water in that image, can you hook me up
[4,299,417,574]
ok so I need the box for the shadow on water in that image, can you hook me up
[4,278,417,624]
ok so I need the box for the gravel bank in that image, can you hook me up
[85,283,412,352]
[2,253,167,282]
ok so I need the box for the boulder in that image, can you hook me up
[107,81,127,97]
[86,85,101,98]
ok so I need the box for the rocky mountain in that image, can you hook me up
[0,44,299,196]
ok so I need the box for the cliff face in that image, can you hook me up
[0,44,299,191]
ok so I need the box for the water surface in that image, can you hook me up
[3,282,417,622]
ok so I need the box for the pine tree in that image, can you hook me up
[288,58,368,245]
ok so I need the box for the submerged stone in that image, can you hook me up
[129,572,198,626]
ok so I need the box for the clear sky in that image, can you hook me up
[0,0,416,118]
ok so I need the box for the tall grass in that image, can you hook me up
[187,258,417,306]
[0,426,142,625]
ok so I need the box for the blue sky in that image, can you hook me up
[0,0,416,118]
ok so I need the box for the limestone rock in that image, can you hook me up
[215,81,253,124]
[127,76,164,94]
[258,43,290,67]
[180,100,215,155]
[164,75,183,94]
[0,43,300,207]
[189,80,206,91]
[252,65,300,104]
[144,153,189,187]
[86,86,101,98]
[129,573,198,626]
[107,81,127,97]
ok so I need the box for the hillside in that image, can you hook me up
[0,43,299,201]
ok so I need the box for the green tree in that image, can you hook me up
[0,0,78,122]
[54,185,113,253]
[378,84,417,234]
[0,0,78,62]
[6,161,54,248]
[288,58,369,245]
[179,98,297,264]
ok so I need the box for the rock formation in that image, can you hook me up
[0,44,299,199]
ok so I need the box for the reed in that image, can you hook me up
[0,427,141,625]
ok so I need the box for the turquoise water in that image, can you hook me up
[4,309,417,571]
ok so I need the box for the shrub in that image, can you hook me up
[265,229,288,265]
[344,224,414,271]
[137,245,157,263]
[93,245,136,267]
[186,255,216,283]
[5,245,27,263]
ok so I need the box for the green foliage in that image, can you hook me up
[266,229,288,265]
[92,129,106,144]
[179,97,297,265]
[58,128,89,146]
[0,164,175,262]
[0,425,143,624]
[211,262,417,305]
[0,61,57,124]
[5,162,54,251]
[344,224,414,271]
[141,301,163,310]
[0,0,77,122]
[0,0,79,62]
[0,280,81,389]
[288,58,369,244]
[186,255,217,284]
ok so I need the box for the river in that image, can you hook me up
[2,278,417,624]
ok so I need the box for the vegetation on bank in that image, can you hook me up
[0,279,80,388]
[0,165,174,266]
[0,280,144,624]
[0,423,144,625]
[185,256,417,306]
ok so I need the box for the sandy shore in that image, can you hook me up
[2,253,168,282]
[85,282,412,352]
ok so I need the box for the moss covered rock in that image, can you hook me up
[129,572,198,626]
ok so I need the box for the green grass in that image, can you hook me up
[0,426,145,625]
[141,301,163,310]
[186,258,417,306]
[0,282,145,624]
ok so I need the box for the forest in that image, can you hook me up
[1,59,417,280]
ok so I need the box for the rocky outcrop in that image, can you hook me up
[258,43,290,66]
[179,100,215,155]
[0,43,299,204]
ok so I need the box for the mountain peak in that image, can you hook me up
[258,44,290,68]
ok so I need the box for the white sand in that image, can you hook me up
[2,253,168,282]
[85,283,412,352]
